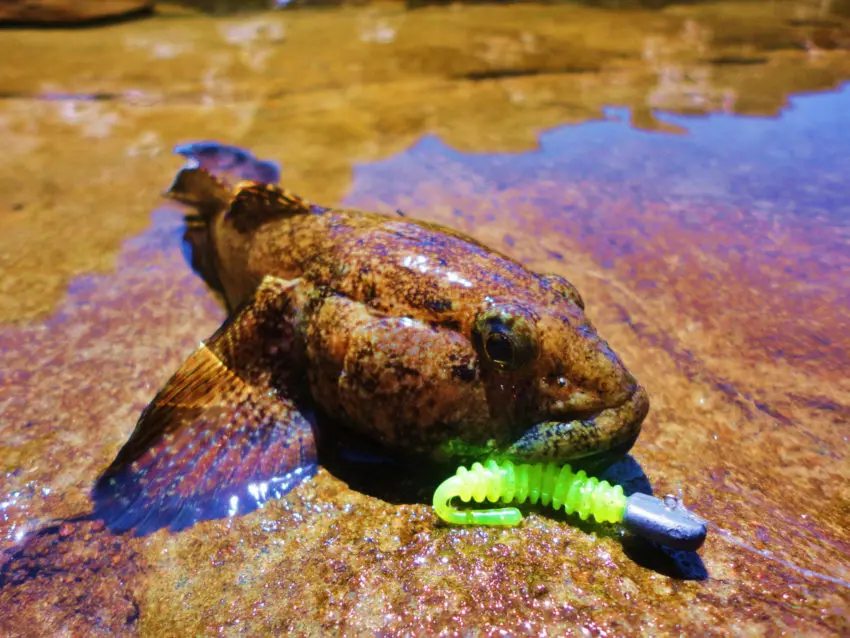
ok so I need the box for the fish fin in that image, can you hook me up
[181,221,226,297]
[167,168,230,294]
[226,182,316,233]
[93,276,317,535]
[174,141,281,184]
[165,167,233,220]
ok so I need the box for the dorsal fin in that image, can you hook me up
[226,181,316,233]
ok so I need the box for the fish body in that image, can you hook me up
[95,144,648,533]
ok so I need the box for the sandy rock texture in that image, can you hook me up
[0,1,848,635]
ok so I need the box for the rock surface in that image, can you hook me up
[0,0,154,23]
[1,2,849,636]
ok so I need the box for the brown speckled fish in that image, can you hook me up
[94,143,648,534]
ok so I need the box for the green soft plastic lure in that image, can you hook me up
[433,460,707,551]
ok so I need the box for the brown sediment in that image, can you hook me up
[1,1,850,636]
[0,1,154,25]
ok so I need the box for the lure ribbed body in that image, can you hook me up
[433,459,627,526]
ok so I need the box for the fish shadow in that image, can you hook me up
[622,535,709,580]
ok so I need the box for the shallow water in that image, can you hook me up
[1,1,849,635]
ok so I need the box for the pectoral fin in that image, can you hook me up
[93,276,317,535]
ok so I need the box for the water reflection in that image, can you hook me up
[348,84,850,371]
[353,83,850,223]
[2,2,849,326]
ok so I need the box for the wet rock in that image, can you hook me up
[0,0,153,24]
[0,1,849,635]
[0,521,145,635]
[1,3,849,322]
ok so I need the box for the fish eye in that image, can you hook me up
[473,308,538,371]
[485,330,514,367]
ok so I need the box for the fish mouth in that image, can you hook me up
[506,385,650,471]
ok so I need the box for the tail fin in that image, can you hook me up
[174,141,281,185]
[165,143,285,301]
[166,141,282,219]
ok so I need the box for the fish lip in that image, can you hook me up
[507,385,649,467]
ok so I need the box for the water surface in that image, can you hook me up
[1,2,849,635]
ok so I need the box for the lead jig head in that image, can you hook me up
[432,460,707,552]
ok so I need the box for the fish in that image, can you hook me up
[93,142,649,534]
